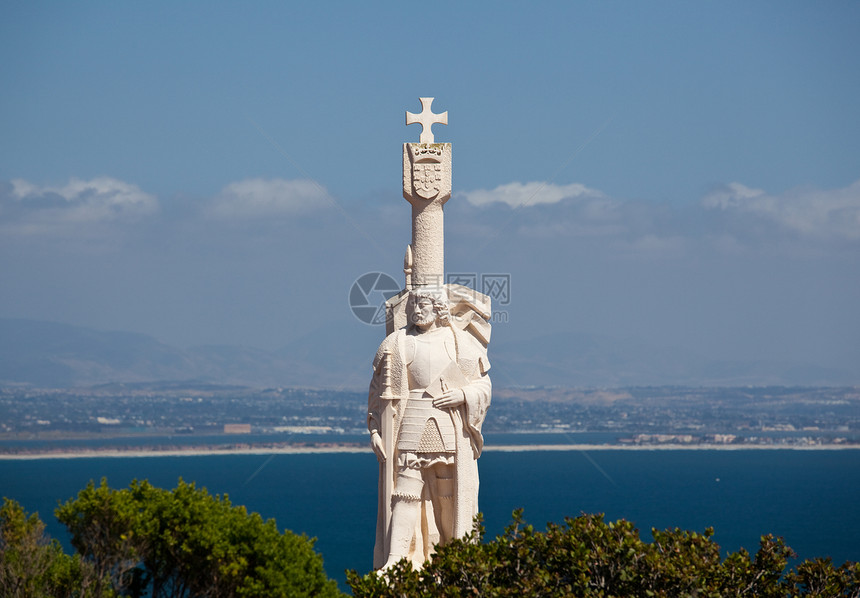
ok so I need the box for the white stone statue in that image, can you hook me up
[367,98,493,571]
[368,288,491,570]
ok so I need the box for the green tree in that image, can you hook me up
[0,498,108,598]
[348,510,860,597]
[786,558,860,598]
[56,478,344,598]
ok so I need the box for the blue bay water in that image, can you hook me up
[1,447,859,591]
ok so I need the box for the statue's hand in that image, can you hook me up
[434,388,466,409]
[370,431,387,462]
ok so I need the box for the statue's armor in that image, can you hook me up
[397,330,457,454]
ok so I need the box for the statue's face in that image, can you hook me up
[409,295,438,329]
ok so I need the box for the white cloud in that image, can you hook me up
[702,179,860,241]
[8,176,157,220]
[457,178,860,257]
[460,181,605,208]
[208,178,330,219]
[457,180,687,257]
[1,177,158,236]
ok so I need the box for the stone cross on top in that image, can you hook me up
[405,97,448,143]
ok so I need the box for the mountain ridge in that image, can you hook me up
[0,318,854,389]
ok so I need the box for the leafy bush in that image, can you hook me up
[8,486,860,597]
[1,498,107,598]
[55,478,344,598]
[348,509,860,597]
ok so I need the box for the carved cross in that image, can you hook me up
[406,97,448,143]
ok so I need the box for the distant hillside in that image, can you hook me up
[0,319,365,389]
[0,319,195,387]
[489,330,858,388]
[0,318,855,388]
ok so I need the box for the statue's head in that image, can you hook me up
[407,288,450,329]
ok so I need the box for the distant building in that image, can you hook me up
[273,425,334,434]
[712,434,737,444]
[223,424,251,434]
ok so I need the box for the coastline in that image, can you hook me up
[2,442,859,460]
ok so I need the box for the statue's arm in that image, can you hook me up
[367,363,389,461]
[368,334,401,461]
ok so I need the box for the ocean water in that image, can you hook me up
[1,447,859,591]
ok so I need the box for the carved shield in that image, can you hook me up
[412,162,442,200]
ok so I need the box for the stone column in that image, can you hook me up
[403,141,452,287]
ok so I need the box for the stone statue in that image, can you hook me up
[367,98,493,570]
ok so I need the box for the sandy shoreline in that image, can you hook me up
[1,443,859,460]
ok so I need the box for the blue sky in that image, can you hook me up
[1,1,858,385]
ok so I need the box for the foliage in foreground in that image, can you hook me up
[1,497,105,597]
[348,510,860,597]
[2,479,344,597]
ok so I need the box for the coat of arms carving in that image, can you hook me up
[412,161,442,200]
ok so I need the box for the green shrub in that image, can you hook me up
[1,497,108,597]
[348,510,860,597]
[55,478,344,598]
